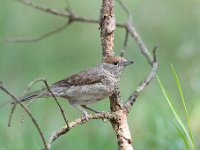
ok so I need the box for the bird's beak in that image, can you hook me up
[120,60,135,66]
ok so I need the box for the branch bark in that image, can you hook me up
[100,1,133,150]
[47,112,113,149]
[0,82,48,150]
[100,0,116,59]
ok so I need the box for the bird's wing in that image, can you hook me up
[52,67,106,87]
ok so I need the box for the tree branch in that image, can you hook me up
[116,0,159,109]
[0,22,69,43]
[0,0,125,43]
[100,0,116,59]
[24,78,69,126]
[47,112,113,149]
[0,82,48,150]
[125,22,154,65]
[100,0,134,150]
[17,0,70,18]
[124,59,158,110]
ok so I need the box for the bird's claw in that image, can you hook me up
[81,112,89,122]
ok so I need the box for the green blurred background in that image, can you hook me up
[0,0,200,149]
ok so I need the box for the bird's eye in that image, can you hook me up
[113,61,118,65]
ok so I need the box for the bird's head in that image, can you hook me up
[102,56,134,77]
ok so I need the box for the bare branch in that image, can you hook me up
[42,79,69,126]
[124,60,158,110]
[100,0,116,58]
[24,78,69,126]
[125,22,154,65]
[17,0,100,24]
[120,29,129,57]
[17,0,125,27]
[116,0,130,17]
[153,44,159,62]
[0,22,69,43]
[47,112,113,149]
[100,0,133,150]
[0,82,48,150]
[17,0,69,18]
[116,0,159,111]
[0,0,126,43]
[8,104,17,127]
[117,0,154,65]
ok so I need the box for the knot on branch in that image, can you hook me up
[66,8,76,24]
[100,14,116,34]
[100,0,116,37]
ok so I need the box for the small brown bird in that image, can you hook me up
[15,56,133,117]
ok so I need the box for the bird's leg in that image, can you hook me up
[73,104,89,120]
[81,105,100,113]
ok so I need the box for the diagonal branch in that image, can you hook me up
[0,0,125,43]
[0,82,48,150]
[125,22,154,65]
[120,29,129,57]
[124,19,159,108]
[47,112,113,149]
[17,0,99,24]
[124,53,158,110]
[24,78,69,126]
[0,22,69,43]
[117,0,154,65]
[17,0,70,18]
[117,0,159,110]
[8,103,17,127]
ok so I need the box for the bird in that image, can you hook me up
[12,56,134,118]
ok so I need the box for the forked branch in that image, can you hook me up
[47,112,113,149]
[0,82,48,150]
[0,0,124,43]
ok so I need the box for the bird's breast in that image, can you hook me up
[52,82,116,105]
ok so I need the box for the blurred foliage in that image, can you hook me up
[0,0,200,149]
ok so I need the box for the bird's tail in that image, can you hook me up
[0,89,50,107]
[19,93,40,102]
[12,89,49,104]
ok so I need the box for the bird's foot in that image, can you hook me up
[81,112,89,122]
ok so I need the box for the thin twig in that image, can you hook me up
[18,0,124,27]
[125,22,154,65]
[0,0,125,43]
[47,112,113,149]
[8,104,17,127]
[124,51,158,110]
[0,82,48,150]
[17,0,99,24]
[117,0,154,65]
[0,22,69,43]
[117,0,159,110]
[120,29,129,57]
[25,78,69,126]
[116,0,130,16]
[153,44,159,62]
[42,79,69,126]
[17,0,70,18]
